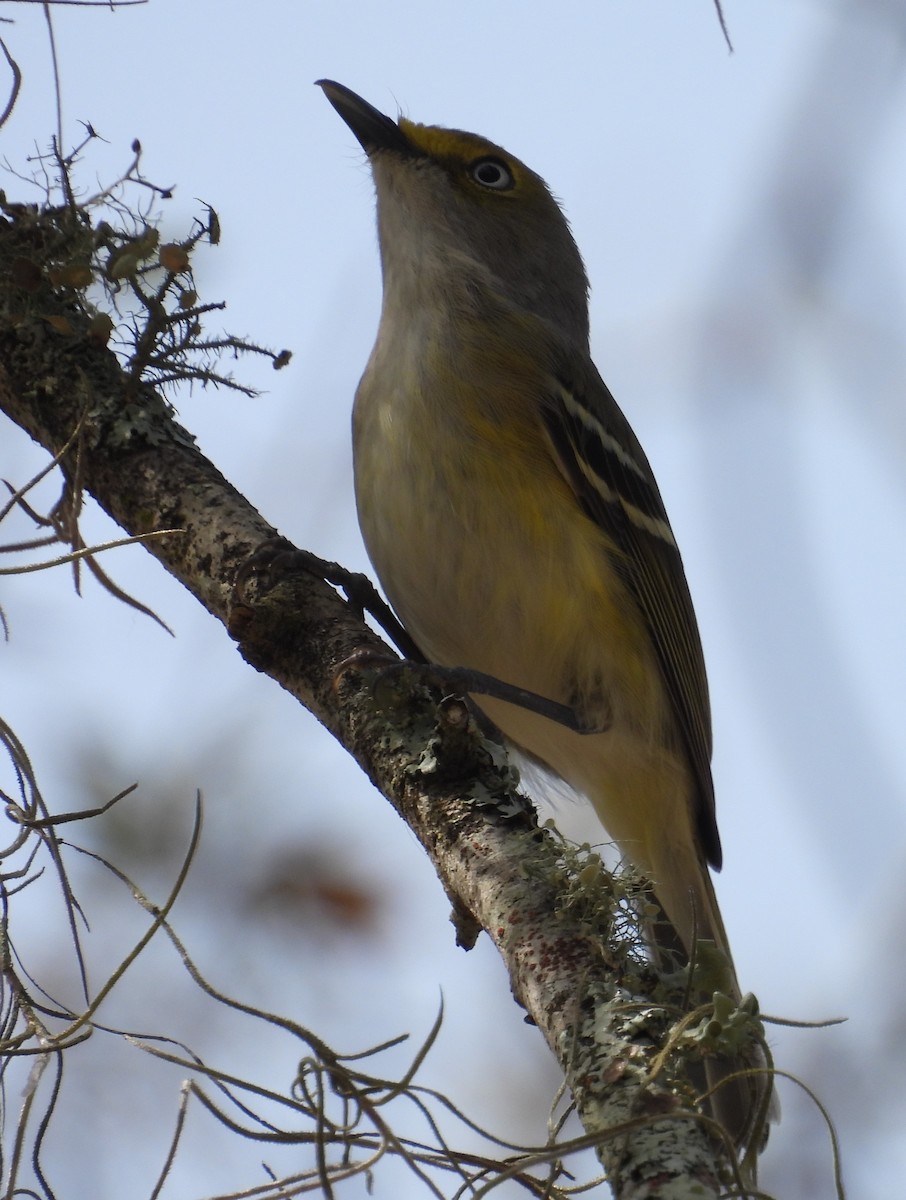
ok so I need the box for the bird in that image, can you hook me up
[318,79,770,1150]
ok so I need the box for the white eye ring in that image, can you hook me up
[469,157,514,190]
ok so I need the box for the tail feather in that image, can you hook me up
[648,864,776,1158]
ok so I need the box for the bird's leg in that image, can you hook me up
[416,665,609,734]
[335,652,608,736]
[235,541,608,734]
[234,540,423,659]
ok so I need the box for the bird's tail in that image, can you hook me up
[649,862,776,1162]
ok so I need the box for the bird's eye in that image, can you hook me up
[469,157,514,191]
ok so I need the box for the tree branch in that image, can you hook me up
[0,213,740,1198]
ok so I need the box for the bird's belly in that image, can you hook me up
[354,410,670,754]
[353,384,693,889]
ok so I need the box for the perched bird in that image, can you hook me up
[319,79,768,1149]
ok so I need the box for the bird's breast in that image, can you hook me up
[351,326,664,743]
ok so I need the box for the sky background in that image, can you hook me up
[2,1,905,1197]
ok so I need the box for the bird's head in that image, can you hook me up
[318,80,589,346]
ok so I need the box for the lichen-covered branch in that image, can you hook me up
[0,209,740,1199]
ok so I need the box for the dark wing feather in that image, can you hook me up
[540,367,721,869]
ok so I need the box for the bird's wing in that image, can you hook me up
[540,361,721,869]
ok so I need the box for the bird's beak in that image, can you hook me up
[317,80,415,157]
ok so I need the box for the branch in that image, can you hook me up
[0,217,740,1198]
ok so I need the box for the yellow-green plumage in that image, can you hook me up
[320,80,770,1150]
[354,261,716,952]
